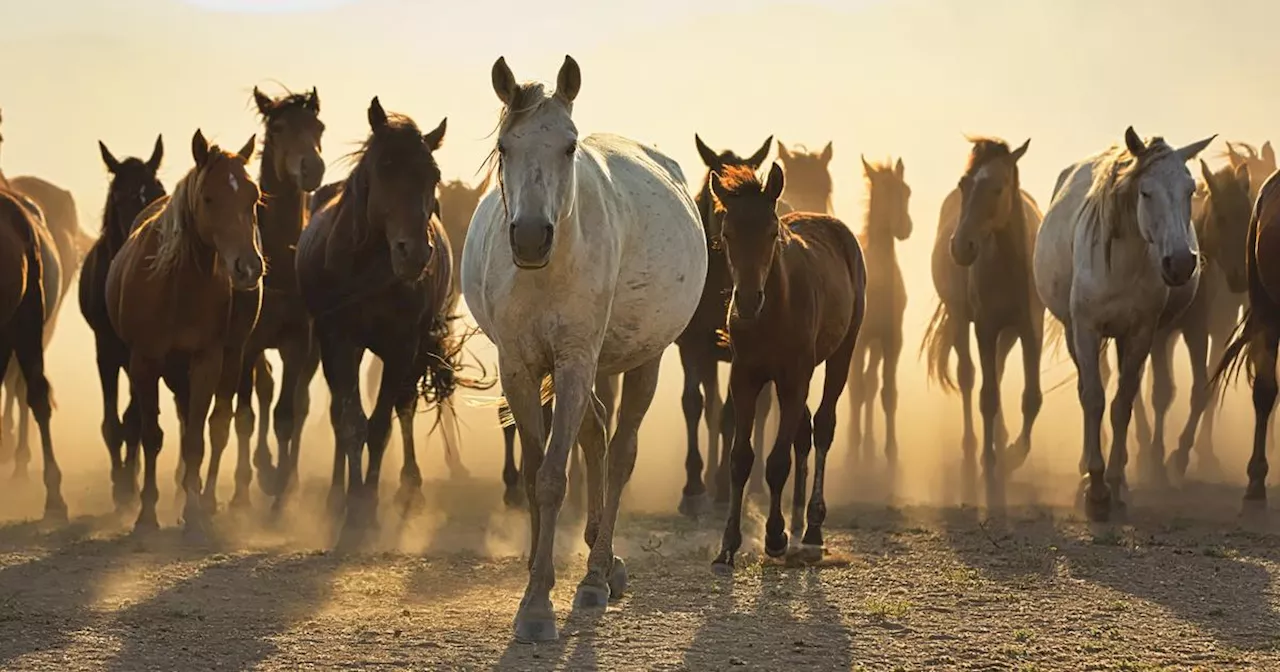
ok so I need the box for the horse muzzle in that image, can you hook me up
[1160,251,1197,287]
[230,254,264,291]
[390,238,430,282]
[298,154,326,193]
[510,218,554,269]
[732,289,764,321]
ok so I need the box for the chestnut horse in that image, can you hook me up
[709,162,864,571]
[0,187,65,521]
[204,86,326,514]
[296,97,464,542]
[106,130,263,535]
[79,136,166,510]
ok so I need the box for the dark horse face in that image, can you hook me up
[711,162,786,321]
[863,155,913,241]
[254,86,326,192]
[363,97,446,282]
[1200,160,1252,293]
[99,136,166,238]
[776,140,833,214]
[694,133,772,239]
[952,138,1030,267]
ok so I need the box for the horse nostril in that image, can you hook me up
[541,224,553,248]
[394,240,410,258]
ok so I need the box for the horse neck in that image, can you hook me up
[784,185,831,215]
[258,145,306,253]
[102,207,130,255]
[981,189,1030,271]
[862,207,899,259]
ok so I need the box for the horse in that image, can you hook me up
[1224,141,1275,201]
[776,140,833,214]
[1214,164,1280,512]
[673,132,772,517]
[1137,160,1251,485]
[846,156,912,464]
[296,96,465,541]
[78,136,166,510]
[105,129,263,535]
[202,86,326,515]
[921,138,1043,498]
[0,186,65,521]
[1035,127,1213,521]
[462,55,707,642]
[708,162,865,571]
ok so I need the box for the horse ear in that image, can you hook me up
[367,96,388,130]
[146,134,164,172]
[237,135,256,163]
[894,157,905,179]
[556,54,581,103]
[1236,162,1251,187]
[708,170,725,208]
[776,140,792,162]
[308,87,320,112]
[860,154,874,177]
[1124,126,1146,157]
[765,162,786,201]
[253,87,274,116]
[1199,159,1215,190]
[694,134,720,170]
[1265,141,1276,167]
[423,117,447,151]
[98,141,122,174]
[746,135,772,169]
[491,56,518,107]
[1011,138,1031,162]
[1176,134,1217,163]
[819,141,833,164]
[1225,141,1241,166]
[191,129,210,167]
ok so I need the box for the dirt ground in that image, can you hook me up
[1,463,1278,672]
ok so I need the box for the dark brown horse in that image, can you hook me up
[106,130,263,535]
[709,163,865,572]
[0,186,65,521]
[674,133,772,517]
[922,138,1043,497]
[204,86,326,515]
[296,97,465,542]
[78,136,165,510]
[846,156,912,464]
[776,140,834,214]
[1214,166,1280,512]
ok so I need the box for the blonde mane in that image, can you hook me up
[135,166,199,278]
[1080,137,1177,267]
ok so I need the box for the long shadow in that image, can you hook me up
[105,549,339,670]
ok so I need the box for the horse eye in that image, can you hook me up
[565,143,577,157]
[497,142,507,155]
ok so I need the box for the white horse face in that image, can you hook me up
[491,56,582,270]
[1135,160,1200,287]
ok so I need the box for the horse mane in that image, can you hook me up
[711,164,766,206]
[963,136,1029,238]
[333,112,426,250]
[141,166,198,278]
[480,82,554,188]
[861,157,896,236]
[1081,137,1177,267]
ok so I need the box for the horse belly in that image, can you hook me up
[1032,211,1076,323]
[597,237,706,375]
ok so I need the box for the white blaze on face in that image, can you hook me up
[228,173,239,193]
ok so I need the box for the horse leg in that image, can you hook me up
[1002,323,1043,475]
[253,356,274,471]
[715,390,736,507]
[11,315,63,521]
[763,370,809,557]
[1130,354,1154,451]
[860,343,882,461]
[974,323,1004,508]
[205,351,252,513]
[1244,330,1278,513]
[318,329,365,523]
[575,358,657,610]
[748,385,771,497]
[954,319,978,465]
[804,329,859,556]
[9,369,29,480]
[0,365,14,464]
[882,333,903,465]
[393,392,425,515]
[845,339,867,462]
[1072,324,1110,520]
[438,396,467,479]
[701,361,722,509]
[179,347,224,540]
[268,340,307,512]
[712,367,765,574]
[1106,332,1153,517]
[501,413,522,509]
[499,359,553,642]
[129,354,165,533]
[992,331,1017,450]
[1190,325,1224,478]
[1143,332,1175,488]
[677,345,708,517]
[790,406,813,552]
[573,387,608,605]
[279,340,320,513]
[569,373,612,514]
[96,335,132,511]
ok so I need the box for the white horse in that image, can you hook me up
[1034,127,1214,521]
[461,55,707,642]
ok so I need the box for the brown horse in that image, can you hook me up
[922,138,1043,496]
[1213,165,1280,512]
[846,156,912,464]
[674,132,772,517]
[0,187,65,521]
[709,163,865,571]
[776,140,834,214]
[202,86,326,515]
[1225,140,1275,201]
[1133,160,1251,485]
[79,136,166,510]
[106,130,263,535]
[296,97,465,542]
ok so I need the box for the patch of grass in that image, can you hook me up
[864,595,912,621]
[942,566,982,587]
[1202,545,1239,559]
[997,643,1029,660]
[1105,599,1130,612]
[1092,529,1124,546]
[1013,628,1035,643]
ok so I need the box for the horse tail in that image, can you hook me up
[1043,313,1069,357]
[497,375,555,428]
[919,299,957,392]
[1212,308,1256,400]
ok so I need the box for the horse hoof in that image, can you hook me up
[573,580,610,609]
[513,609,558,643]
[43,500,69,525]
[677,492,711,519]
[710,560,735,577]
[132,511,160,535]
[764,533,788,559]
[1242,496,1268,519]
[229,492,252,512]
[608,556,628,600]
[798,543,824,564]
[10,468,28,483]
[394,487,426,517]
[503,488,526,510]
[1084,491,1111,523]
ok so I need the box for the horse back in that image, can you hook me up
[781,213,865,358]
[1252,170,1280,303]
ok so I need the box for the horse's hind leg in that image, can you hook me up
[1189,325,1223,478]
[9,368,29,480]
[129,354,165,533]
[749,386,771,497]
[1244,329,1278,512]
[97,334,133,510]
[845,339,867,462]
[1106,332,1153,516]
[762,370,811,558]
[804,330,858,557]
[789,406,813,552]
[881,332,904,465]
[12,313,64,521]
[318,329,366,523]
[715,390,736,506]
[992,331,1017,450]
[268,339,309,513]
[576,357,656,611]
[204,351,251,513]
[0,364,16,464]
[254,356,274,469]
[1001,324,1042,476]
[860,343,882,461]
[501,414,522,508]
[438,396,467,479]
[953,319,978,463]
[677,345,710,517]
[1143,332,1176,488]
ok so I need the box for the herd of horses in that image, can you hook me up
[2,54,1280,641]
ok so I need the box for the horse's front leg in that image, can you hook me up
[96,334,133,511]
[1002,322,1043,475]
[181,347,224,541]
[713,366,765,574]
[1171,323,1212,482]
[677,344,709,517]
[498,358,551,641]
[206,349,253,513]
[1073,323,1110,520]
[1244,327,1278,512]
[805,327,859,555]
[9,370,30,480]
[501,414,522,509]
[974,322,1004,508]
[1143,331,1175,488]
[392,392,425,515]
[763,371,811,558]
[317,327,365,523]
[1106,330,1153,517]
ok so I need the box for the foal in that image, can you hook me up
[710,163,865,571]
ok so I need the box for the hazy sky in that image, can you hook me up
[2,0,1277,503]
